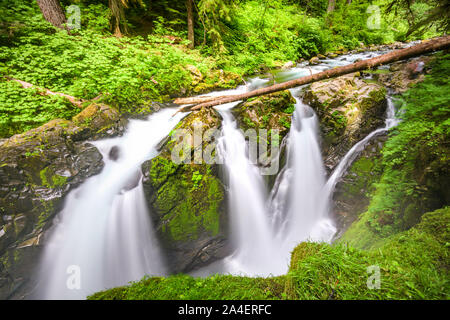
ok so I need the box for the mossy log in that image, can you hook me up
[5,77,87,108]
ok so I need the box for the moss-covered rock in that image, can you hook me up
[233,90,296,139]
[142,109,228,273]
[303,73,387,172]
[232,90,296,183]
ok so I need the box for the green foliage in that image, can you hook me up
[197,0,232,53]
[385,0,448,38]
[216,1,331,74]
[191,170,203,190]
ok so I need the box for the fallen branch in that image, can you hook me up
[6,77,85,108]
[177,36,450,112]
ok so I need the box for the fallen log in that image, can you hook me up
[173,95,228,105]
[6,78,86,108]
[177,36,450,112]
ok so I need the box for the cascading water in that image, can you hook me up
[194,48,403,277]
[35,47,404,294]
[269,89,336,266]
[36,109,186,299]
[215,109,283,276]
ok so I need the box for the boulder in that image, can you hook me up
[142,108,229,273]
[0,103,124,299]
[309,56,320,65]
[232,90,296,184]
[303,73,387,172]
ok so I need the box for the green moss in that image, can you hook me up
[360,87,386,112]
[322,110,348,143]
[150,156,224,242]
[283,103,296,114]
[39,166,68,189]
[149,157,178,188]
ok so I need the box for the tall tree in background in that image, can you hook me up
[186,0,195,49]
[108,0,143,37]
[109,0,128,37]
[36,0,66,29]
[327,0,336,13]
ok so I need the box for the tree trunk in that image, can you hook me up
[186,0,195,49]
[327,0,336,13]
[36,0,67,29]
[178,36,450,112]
[109,0,128,37]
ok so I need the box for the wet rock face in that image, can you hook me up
[332,135,386,238]
[141,109,229,274]
[303,73,387,173]
[0,104,125,299]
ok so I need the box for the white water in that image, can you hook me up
[36,109,187,299]
[269,90,336,265]
[215,110,285,275]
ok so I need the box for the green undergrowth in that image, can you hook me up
[0,79,79,138]
[340,52,450,249]
[89,207,449,300]
[0,0,441,139]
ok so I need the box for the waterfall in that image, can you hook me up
[214,109,285,276]
[268,89,336,268]
[36,109,186,299]
[324,97,399,196]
